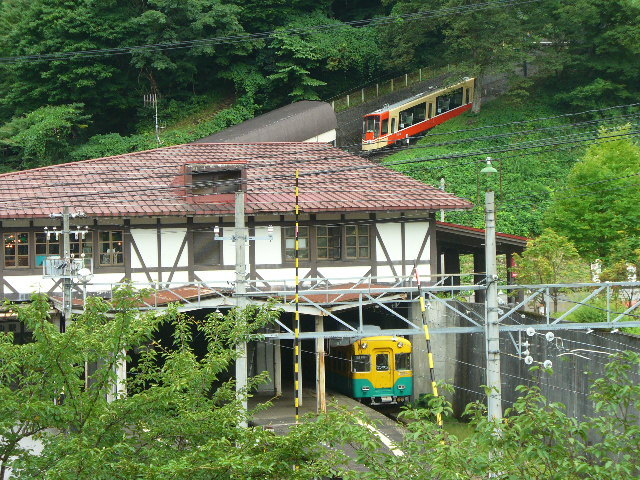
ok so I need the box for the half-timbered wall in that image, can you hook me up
[0,212,436,296]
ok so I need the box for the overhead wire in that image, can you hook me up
[0,127,637,211]
[0,100,636,200]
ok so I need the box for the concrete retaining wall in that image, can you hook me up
[411,301,640,422]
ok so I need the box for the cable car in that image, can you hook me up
[362,77,475,151]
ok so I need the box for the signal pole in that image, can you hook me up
[482,158,502,422]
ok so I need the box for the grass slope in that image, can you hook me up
[384,95,585,237]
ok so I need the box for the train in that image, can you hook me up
[327,335,413,405]
[361,77,475,151]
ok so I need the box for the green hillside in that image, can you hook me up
[384,94,617,237]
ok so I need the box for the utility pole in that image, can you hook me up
[482,157,502,421]
[234,191,248,427]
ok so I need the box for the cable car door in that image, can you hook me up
[374,349,393,388]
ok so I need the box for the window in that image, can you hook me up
[284,226,309,261]
[428,103,433,118]
[35,232,60,267]
[391,118,396,133]
[345,225,370,259]
[436,87,464,114]
[191,167,242,195]
[376,353,390,371]
[381,118,389,135]
[362,115,380,138]
[70,232,93,260]
[4,233,29,268]
[194,231,221,265]
[316,226,341,260]
[99,231,124,266]
[352,355,371,372]
[395,353,411,371]
[399,102,427,129]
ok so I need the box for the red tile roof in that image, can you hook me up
[0,143,473,219]
[436,221,529,244]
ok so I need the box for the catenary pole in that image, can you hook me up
[235,191,248,427]
[485,189,502,421]
[62,206,72,332]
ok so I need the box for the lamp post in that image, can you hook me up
[482,157,503,422]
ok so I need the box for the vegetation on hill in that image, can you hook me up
[0,0,638,170]
[385,93,586,237]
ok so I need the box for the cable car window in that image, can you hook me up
[352,355,371,372]
[436,88,464,114]
[395,353,411,371]
[376,353,390,371]
[391,118,396,133]
[399,103,427,129]
[428,103,433,118]
[381,119,388,135]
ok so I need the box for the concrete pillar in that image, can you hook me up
[410,301,457,402]
[315,316,326,413]
[274,338,282,396]
[474,251,486,303]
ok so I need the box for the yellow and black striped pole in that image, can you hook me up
[294,169,301,424]
[415,268,443,427]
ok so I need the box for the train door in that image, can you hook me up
[373,349,393,388]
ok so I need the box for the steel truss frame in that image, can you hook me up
[67,277,640,339]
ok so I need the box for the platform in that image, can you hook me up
[249,388,407,466]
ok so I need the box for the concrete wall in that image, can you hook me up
[413,301,640,423]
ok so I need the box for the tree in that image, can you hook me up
[0,104,90,169]
[538,0,640,110]
[0,287,359,479]
[513,229,589,312]
[546,126,640,263]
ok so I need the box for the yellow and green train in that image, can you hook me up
[327,336,413,405]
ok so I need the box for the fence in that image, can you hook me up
[329,64,463,112]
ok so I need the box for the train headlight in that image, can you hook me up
[361,386,370,392]
[398,385,406,390]
[361,342,368,349]
[397,342,404,348]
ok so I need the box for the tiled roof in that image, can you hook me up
[0,143,473,219]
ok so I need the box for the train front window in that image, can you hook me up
[376,353,390,371]
[395,353,411,371]
[352,355,370,372]
[363,116,380,137]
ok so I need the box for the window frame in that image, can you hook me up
[98,230,124,266]
[352,354,371,373]
[4,232,30,268]
[316,225,342,260]
[283,226,310,261]
[345,224,370,259]
[69,231,93,262]
[395,352,412,371]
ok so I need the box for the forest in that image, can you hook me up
[0,0,638,171]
